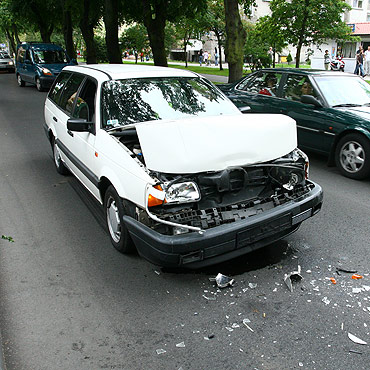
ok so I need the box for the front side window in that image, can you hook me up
[33,49,68,64]
[283,75,317,101]
[72,78,97,121]
[101,77,238,129]
[58,74,85,114]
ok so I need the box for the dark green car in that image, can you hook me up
[219,68,370,180]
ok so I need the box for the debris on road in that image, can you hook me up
[336,267,357,275]
[214,273,235,289]
[322,297,330,305]
[154,270,161,275]
[1,235,14,242]
[348,332,368,345]
[284,265,302,292]
[202,294,216,301]
[349,349,363,355]
[176,342,185,348]
[329,277,337,284]
[156,349,166,355]
[242,318,254,332]
[248,283,257,289]
[352,274,363,280]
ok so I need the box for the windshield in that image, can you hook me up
[314,75,370,107]
[0,52,10,59]
[101,77,239,129]
[32,49,68,64]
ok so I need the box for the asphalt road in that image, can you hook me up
[0,71,369,370]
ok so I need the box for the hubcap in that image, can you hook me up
[340,141,365,173]
[36,79,41,90]
[106,197,121,243]
[53,142,62,167]
[17,75,22,85]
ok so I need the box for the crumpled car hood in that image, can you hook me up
[135,114,297,174]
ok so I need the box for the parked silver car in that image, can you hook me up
[0,51,15,72]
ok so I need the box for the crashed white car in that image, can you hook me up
[43,64,323,268]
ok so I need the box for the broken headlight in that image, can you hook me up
[291,148,309,179]
[147,181,201,207]
[164,182,201,204]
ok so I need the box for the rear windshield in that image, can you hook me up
[32,49,68,64]
[101,77,238,129]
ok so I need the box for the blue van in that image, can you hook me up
[16,42,77,91]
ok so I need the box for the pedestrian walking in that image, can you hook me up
[203,51,209,66]
[365,46,370,75]
[354,46,365,77]
[214,48,219,66]
[324,50,330,70]
[199,49,203,66]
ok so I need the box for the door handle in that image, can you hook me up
[67,130,74,137]
[53,116,58,122]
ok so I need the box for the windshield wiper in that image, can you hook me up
[332,103,362,108]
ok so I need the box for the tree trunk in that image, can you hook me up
[296,0,309,68]
[214,30,223,71]
[183,36,188,67]
[224,0,246,82]
[142,0,168,67]
[79,0,97,64]
[295,45,302,68]
[12,24,21,45]
[5,29,16,56]
[104,0,122,63]
[63,10,76,59]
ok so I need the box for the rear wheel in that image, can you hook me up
[104,185,135,254]
[52,137,69,175]
[335,133,370,179]
[17,74,25,87]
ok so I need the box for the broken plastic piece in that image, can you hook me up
[154,270,161,275]
[322,297,330,305]
[329,277,337,284]
[284,265,302,292]
[208,334,215,339]
[348,332,367,345]
[248,283,257,289]
[176,342,185,348]
[156,349,166,355]
[352,274,363,280]
[215,273,235,289]
[242,318,254,332]
[202,294,216,301]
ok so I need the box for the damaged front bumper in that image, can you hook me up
[123,181,323,268]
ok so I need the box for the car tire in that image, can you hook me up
[36,77,44,92]
[104,185,136,254]
[335,133,370,179]
[52,137,69,175]
[17,74,25,87]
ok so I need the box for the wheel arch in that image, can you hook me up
[328,128,370,166]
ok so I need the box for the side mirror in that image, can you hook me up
[301,95,322,108]
[239,106,251,113]
[67,118,94,134]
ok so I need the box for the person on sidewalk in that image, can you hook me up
[364,46,370,75]
[199,49,203,66]
[354,46,365,77]
[324,50,331,70]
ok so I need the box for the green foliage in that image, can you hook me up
[243,21,272,68]
[287,52,292,64]
[83,35,108,63]
[120,24,149,53]
[263,0,354,67]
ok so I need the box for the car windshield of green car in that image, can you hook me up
[314,76,370,107]
[101,77,238,129]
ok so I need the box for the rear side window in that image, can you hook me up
[59,74,85,114]
[48,71,72,105]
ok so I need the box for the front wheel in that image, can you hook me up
[335,133,370,179]
[52,138,69,175]
[36,77,44,92]
[104,186,135,254]
[17,74,25,87]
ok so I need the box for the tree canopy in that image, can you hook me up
[262,0,353,67]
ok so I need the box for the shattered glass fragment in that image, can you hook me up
[348,332,367,345]
[284,265,302,292]
[215,273,235,288]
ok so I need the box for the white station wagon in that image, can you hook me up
[43,64,323,268]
